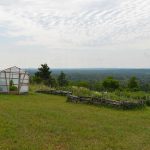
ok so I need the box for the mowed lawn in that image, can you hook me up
[0,94,150,150]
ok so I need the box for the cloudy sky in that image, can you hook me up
[0,0,150,68]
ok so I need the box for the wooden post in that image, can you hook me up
[4,71,9,93]
[18,68,21,95]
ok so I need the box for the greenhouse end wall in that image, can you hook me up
[0,67,29,94]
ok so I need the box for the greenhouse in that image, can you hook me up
[0,66,29,94]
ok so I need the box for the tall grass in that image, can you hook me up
[29,84,51,93]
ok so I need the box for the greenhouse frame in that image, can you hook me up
[0,66,29,94]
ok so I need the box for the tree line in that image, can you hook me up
[30,64,150,92]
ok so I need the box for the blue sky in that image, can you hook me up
[0,0,150,68]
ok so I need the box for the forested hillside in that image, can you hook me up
[27,68,150,83]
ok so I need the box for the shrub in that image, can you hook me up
[9,85,18,91]
[102,77,120,91]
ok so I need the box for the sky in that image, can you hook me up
[0,0,150,69]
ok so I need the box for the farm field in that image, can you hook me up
[0,93,150,150]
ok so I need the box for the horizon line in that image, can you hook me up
[25,67,150,70]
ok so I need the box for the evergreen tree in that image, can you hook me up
[58,71,68,87]
[35,64,52,86]
[128,76,139,91]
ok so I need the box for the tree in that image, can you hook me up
[58,71,68,87]
[35,64,52,86]
[128,76,139,91]
[141,83,150,92]
[77,81,89,88]
[102,76,120,91]
[92,81,103,91]
[51,77,58,88]
[30,75,42,84]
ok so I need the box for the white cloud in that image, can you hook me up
[0,0,150,67]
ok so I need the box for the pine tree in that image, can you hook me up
[58,71,68,87]
[128,76,139,91]
[35,64,52,86]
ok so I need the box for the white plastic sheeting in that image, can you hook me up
[0,66,29,94]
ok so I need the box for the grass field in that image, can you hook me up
[0,93,150,150]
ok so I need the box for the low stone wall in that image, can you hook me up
[36,90,145,109]
[67,95,145,109]
[36,90,72,96]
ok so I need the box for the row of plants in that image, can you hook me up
[55,86,150,103]
[34,85,149,109]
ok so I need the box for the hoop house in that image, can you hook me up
[0,66,29,94]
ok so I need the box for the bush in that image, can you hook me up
[9,86,18,91]
[102,77,120,91]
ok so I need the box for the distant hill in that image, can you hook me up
[26,68,150,83]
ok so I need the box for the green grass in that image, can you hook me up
[0,93,150,150]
